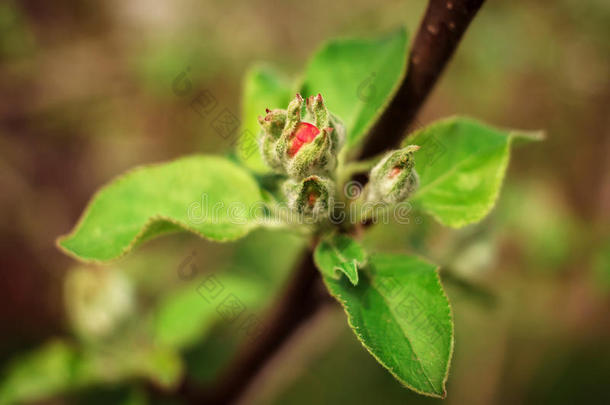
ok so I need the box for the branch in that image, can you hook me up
[359,0,485,159]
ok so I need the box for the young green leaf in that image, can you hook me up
[237,64,293,172]
[0,341,78,405]
[57,155,264,262]
[314,234,365,285]
[322,253,453,398]
[301,27,409,151]
[154,274,267,349]
[407,116,543,228]
[0,340,182,405]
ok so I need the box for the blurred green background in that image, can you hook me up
[0,0,609,404]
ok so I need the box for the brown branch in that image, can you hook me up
[175,1,486,403]
[359,0,485,159]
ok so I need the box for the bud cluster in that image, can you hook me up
[259,93,345,177]
[258,93,344,220]
[257,94,419,224]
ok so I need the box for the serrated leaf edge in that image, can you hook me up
[314,235,365,286]
[56,155,261,264]
[408,116,543,228]
[321,253,454,398]
[301,26,410,150]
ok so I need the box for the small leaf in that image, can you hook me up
[237,64,293,172]
[82,343,183,389]
[302,27,409,151]
[58,155,264,262]
[406,116,543,228]
[154,275,267,349]
[0,341,79,405]
[322,253,453,398]
[120,346,182,389]
[155,229,305,349]
[0,340,182,404]
[314,234,365,285]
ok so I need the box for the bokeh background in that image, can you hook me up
[1,0,609,404]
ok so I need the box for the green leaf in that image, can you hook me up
[154,274,267,349]
[237,64,293,172]
[57,155,264,262]
[322,253,453,398]
[302,27,409,151]
[314,234,365,285]
[0,340,182,405]
[406,116,543,228]
[0,341,79,405]
[82,344,182,390]
[155,229,305,350]
[112,345,182,389]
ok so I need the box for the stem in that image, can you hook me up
[359,0,486,159]
[341,155,382,180]
[177,1,486,403]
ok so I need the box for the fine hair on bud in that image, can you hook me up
[283,175,334,221]
[257,93,345,179]
[367,145,420,204]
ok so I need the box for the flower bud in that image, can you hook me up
[283,93,304,139]
[259,93,344,178]
[64,267,134,339]
[284,124,335,178]
[283,175,334,219]
[259,94,303,171]
[306,93,345,155]
[276,94,336,178]
[258,108,287,138]
[258,108,287,170]
[367,145,420,204]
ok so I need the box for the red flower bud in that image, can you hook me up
[307,188,321,207]
[368,145,420,204]
[283,175,334,219]
[288,122,321,157]
[259,93,345,178]
[388,166,402,179]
